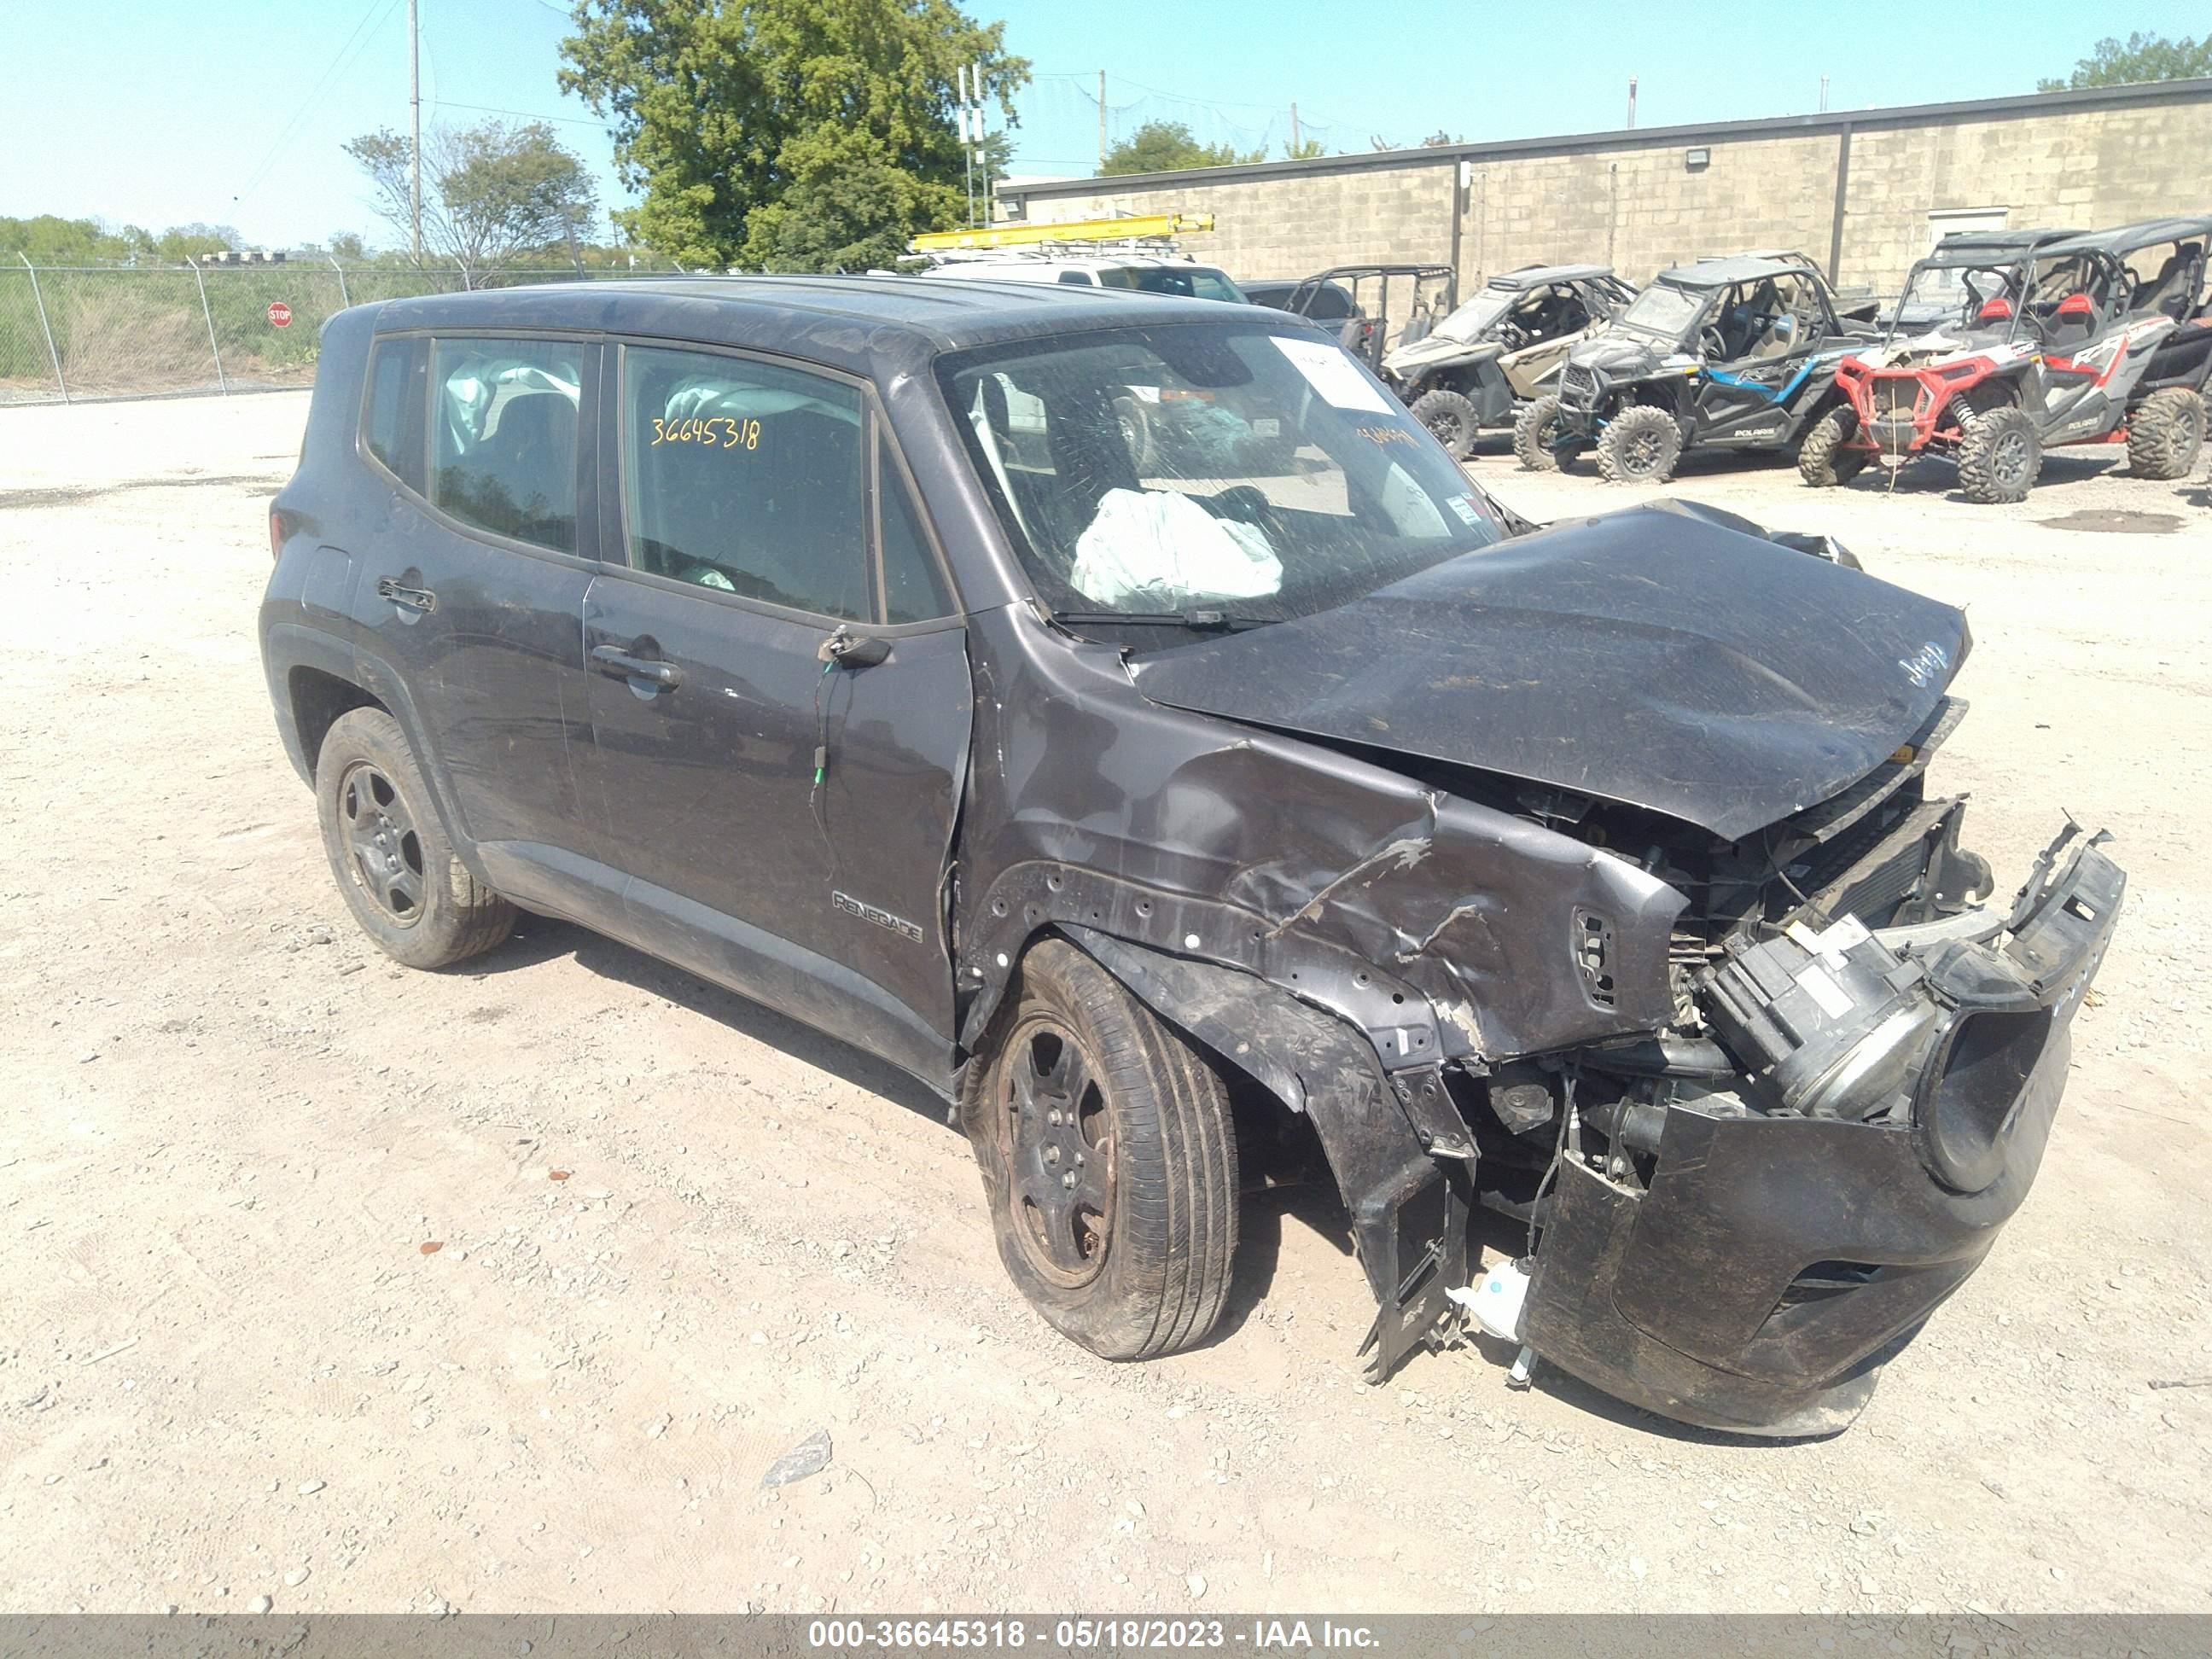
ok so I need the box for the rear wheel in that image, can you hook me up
[1595,403,1683,485]
[1956,405,2042,504]
[1797,405,1871,488]
[1409,388,1480,460]
[315,707,515,969]
[2127,386,2206,480]
[1512,394,1567,471]
[963,940,1238,1362]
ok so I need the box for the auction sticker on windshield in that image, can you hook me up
[1271,335,1394,413]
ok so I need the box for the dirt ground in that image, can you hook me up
[2,391,2208,1620]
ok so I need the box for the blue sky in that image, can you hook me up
[1,0,2200,252]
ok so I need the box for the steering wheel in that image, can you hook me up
[1698,326,1729,361]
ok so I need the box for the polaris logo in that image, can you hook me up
[1898,642,1950,689]
[832,890,924,943]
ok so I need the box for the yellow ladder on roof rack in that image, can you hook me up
[910,213,1215,253]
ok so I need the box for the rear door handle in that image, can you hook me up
[375,576,437,613]
[591,643,682,689]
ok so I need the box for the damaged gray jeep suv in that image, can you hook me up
[262,277,2122,1435]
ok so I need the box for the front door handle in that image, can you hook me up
[375,576,437,613]
[591,643,682,689]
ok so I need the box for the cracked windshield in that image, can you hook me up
[940,324,1507,630]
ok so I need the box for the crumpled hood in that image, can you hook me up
[1128,501,1970,841]
[1383,334,1501,376]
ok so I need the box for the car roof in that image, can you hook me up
[1486,263,1615,289]
[364,275,1264,378]
[2037,217,2212,259]
[1653,253,1815,288]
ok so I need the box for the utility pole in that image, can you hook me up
[1290,101,1300,156]
[1627,76,1638,131]
[1097,70,1107,175]
[1819,74,1831,113]
[409,0,422,262]
[958,65,974,227]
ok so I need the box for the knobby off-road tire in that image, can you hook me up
[1513,394,1567,471]
[962,939,1238,1362]
[315,707,515,969]
[2127,386,2207,480]
[1410,388,1481,460]
[1595,403,1684,485]
[1956,405,2043,504]
[1797,405,1871,488]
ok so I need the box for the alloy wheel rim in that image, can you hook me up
[1994,429,2031,486]
[998,1016,1115,1286]
[339,761,426,927]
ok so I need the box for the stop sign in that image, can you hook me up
[267,301,292,328]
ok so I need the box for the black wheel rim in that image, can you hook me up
[339,761,426,927]
[1993,429,2032,487]
[1624,425,1665,474]
[998,1016,1115,1286]
[1426,410,1466,448]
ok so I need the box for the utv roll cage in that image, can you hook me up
[1876,229,2087,350]
[2034,216,2212,323]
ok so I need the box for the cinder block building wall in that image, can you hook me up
[998,79,2212,299]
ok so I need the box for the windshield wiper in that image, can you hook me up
[1051,608,1269,632]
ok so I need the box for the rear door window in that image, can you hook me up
[430,337,584,553]
[620,346,869,620]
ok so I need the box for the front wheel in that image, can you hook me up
[315,707,515,969]
[2127,386,2206,480]
[962,940,1239,1362]
[1409,388,1481,460]
[1513,394,1568,471]
[1956,405,2042,504]
[1797,405,1871,487]
[1595,403,1684,485]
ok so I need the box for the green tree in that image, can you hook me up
[1101,119,1264,176]
[2039,31,2212,90]
[560,0,1027,271]
[1282,136,1324,161]
[343,119,597,285]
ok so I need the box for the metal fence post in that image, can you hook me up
[186,257,228,394]
[18,253,68,404]
[329,256,350,308]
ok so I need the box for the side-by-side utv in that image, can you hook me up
[1807,218,2212,502]
[1380,265,1637,458]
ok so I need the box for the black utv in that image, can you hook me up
[1517,253,1873,484]
[1382,265,1637,459]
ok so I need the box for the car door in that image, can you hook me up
[350,330,614,918]
[1499,285,1585,398]
[1695,276,1825,445]
[578,341,971,1085]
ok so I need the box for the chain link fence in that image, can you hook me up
[0,262,687,406]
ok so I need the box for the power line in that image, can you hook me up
[233,0,407,206]
[433,97,614,131]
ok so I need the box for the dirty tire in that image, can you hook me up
[1512,394,1567,471]
[2127,387,2206,480]
[963,939,1238,1362]
[1956,405,2042,504]
[1595,403,1684,485]
[1797,405,1871,488]
[1410,388,1480,460]
[315,707,515,970]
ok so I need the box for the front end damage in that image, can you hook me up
[1515,818,2121,1434]
[955,506,2122,1435]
